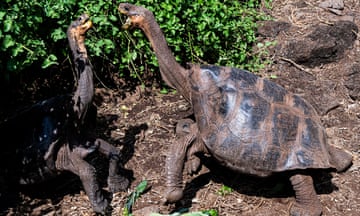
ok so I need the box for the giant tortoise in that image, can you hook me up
[118,3,353,215]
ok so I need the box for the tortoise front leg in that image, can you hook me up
[165,119,197,203]
[185,140,206,174]
[56,145,109,214]
[94,138,129,193]
[289,174,322,216]
[175,119,205,174]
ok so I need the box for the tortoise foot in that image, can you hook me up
[165,187,183,203]
[289,174,322,216]
[108,175,129,193]
[91,194,111,214]
[290,203,322,216]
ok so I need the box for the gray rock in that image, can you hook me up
[319,0,344,10]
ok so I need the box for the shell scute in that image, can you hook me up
[296,150,315,167]
[271,109,299,147]
[239,92,270,130]
[263,79,287,102]
[293,94,316,115]
[230,67,258,87]
[302,118,323,150]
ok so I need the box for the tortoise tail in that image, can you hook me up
[329,145,353,172]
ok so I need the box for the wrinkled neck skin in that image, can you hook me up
[140,17,191,102]
[68,34,94,121]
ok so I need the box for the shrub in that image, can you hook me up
[0,0,272,90]
[0,0,122,85]
[122,0,273,78]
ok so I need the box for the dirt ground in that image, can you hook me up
[2,0,360,215]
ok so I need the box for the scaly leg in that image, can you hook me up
[175,119,205,174]
[165,119,198,203]
[56,144,109,214]
[94,138,129,193]
[289,174,322,216]
[185,139,209,175]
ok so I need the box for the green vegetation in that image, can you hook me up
[123,180,148,216]
[0,0,124,88]
[217,185,233,196]
[1,0,272,89]
[122,180,218,216]
[124,0,273,77]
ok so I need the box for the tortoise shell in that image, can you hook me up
[189,64,334,177]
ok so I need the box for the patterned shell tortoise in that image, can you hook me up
[118,3,353,216]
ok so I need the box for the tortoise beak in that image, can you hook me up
[82,19,93,30]
[79,14,93,31]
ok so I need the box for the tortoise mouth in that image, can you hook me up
[122,17,132,30]
[75,14,93,33]
[118,4,135,30]
[80,17,93,31]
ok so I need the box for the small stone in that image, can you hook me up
[319,0,344,10]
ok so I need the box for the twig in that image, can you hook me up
[279,57,313,75]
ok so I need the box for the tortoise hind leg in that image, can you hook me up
[289,174,322,216]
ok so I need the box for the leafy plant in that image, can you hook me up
[0,0,125,88]
[122,180,149,216]
[121,180,217,216]
[0,0,273,92]
[122,0,273,76]
[217,185,233,196]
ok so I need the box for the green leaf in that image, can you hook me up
[108,14,118,22]
[11,44,23,56]
[123,180,148,215]
[41,54,58,68]
[2,34,15,49]
[160,88,169,94]
[0,11,6,20]
[3,19,12,32]
[217,185,233,196]
[51,28,66,41]
[135,180,148,194]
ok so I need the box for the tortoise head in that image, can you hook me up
[118,3,154,30]
[69,14,93,36]
[67,14,92,54]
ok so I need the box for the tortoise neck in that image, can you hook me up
[140,16,190,101]
[68,31,94,120]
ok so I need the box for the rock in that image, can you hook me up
[283,21,358,67]
[319,0,344,10]
[344,64,360,100]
